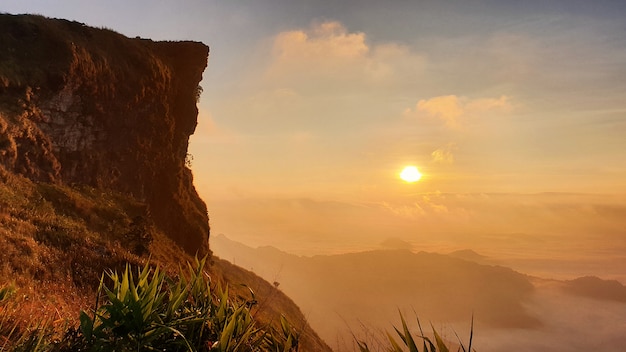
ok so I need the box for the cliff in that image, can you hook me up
[0,14,331,351]
[0,13,209,254]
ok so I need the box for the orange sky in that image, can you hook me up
[5,1,626,259]
[185,4,626,259]
[188,15,626,201]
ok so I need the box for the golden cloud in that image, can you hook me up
[407,95,513,128]
[431,143,456,164]
[266,21,425,85]
[273,21,368,62]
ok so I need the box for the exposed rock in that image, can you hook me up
[0,14,209,254]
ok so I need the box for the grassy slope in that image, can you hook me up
[0,168,331,351]
[210,259,332,352]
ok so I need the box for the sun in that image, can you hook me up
[400,166,422,183]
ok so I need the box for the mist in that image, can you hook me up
[209,193,626,279]
[207,192,626,350]
[211,233,626,351]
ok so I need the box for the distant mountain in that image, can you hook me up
[448,249,489,263]
[563,276,626,302]
[211,234,541,346]
[379,237,413,250]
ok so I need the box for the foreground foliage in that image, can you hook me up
[355,313,474,352]
[0,257,300,351]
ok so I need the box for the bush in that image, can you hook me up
[66,256,300,351]
[0,257,300,351]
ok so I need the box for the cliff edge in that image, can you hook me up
[0,14,209,254]
[0,13,331,351]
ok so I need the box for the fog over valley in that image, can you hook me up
[208,192,626,350]
[211,234,626,351]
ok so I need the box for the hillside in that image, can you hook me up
[0,13,330,351]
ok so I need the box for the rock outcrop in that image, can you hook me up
[0,14,209,254]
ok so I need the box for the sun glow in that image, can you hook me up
[400,166,422,183]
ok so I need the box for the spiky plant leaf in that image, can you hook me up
[432,326,449,352]
[398,312,419,352]
[386,331,405,352]
[79,310,94,341]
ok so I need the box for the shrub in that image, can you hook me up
[63,256,299,351]
[0,257,301,351]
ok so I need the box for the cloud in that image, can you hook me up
[266,21,425,86]
[379,194,461,219]
[380,201,426,218]
[431,143,457,164]
[421,195,450,214]
[406,95,513,128]
[273,21,368,63]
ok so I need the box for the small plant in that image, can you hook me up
[355,312,474,352]
[185,153,194,168]
[0,283,15,302]
[265,315,300,352]
[195,85,203,103]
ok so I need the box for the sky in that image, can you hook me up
[3,1,626,261]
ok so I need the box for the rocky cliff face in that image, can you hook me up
[0,14,209,254]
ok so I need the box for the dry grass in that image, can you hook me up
[0,168,154,336]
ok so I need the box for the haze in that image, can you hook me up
[4,1,626,350]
